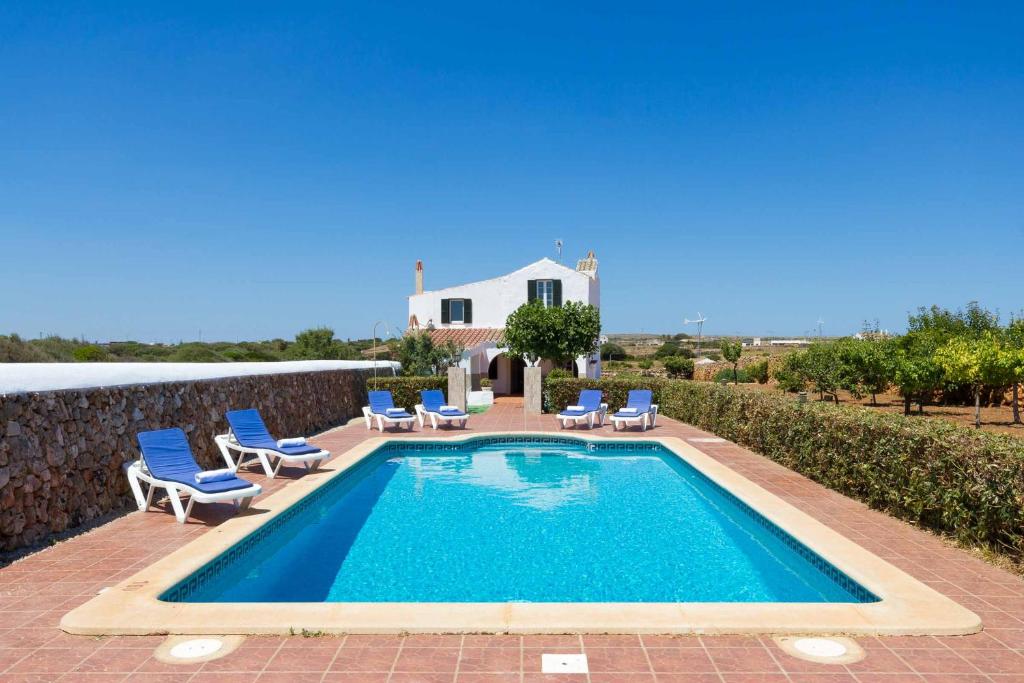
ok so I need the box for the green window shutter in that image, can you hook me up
[527,280,537,303]
[441,299,450,324]
[463,299,472,324]
[553,280,562,307]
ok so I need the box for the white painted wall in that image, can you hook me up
[0,360,400,395]
[408,258,597,329]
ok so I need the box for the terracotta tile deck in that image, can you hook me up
[2,403,1024,681]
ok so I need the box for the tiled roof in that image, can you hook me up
[423,327,505,349]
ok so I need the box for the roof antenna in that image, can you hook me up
[554,239,563,263]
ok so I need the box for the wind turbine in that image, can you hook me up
[684,312,708,357]
[816,317,824,338]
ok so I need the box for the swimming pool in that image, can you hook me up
[166,437,875,604]
[62,433,980,635]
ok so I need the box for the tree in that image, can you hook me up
[1005,319,1024,425]
[663,355,694,378]
[774,352,807,393]
[600,342,627,361]
[934,333,1005,429]
[503,300,601,367]
[801,342,845,403]
[837,338,891,405]
[720,339,743,384]
[395,331,462,376]
[286,327,358,360]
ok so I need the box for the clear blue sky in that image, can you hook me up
[2,2,1021,342]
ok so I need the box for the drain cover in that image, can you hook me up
[168,638,223,660]
[541,653,588,674]
[793,638,848,658]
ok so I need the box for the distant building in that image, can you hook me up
[407,253,601,394]
[769,339,811,347]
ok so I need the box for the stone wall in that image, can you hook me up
[0,369,372,552]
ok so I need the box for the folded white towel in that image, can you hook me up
[385,408,406,416]
[277,437,306,448]
[195,468,235,484]
[566,405,585,411]
[440,405,458,411]
[619,408,639,414]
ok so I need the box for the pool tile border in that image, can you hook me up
[60,432,981,637]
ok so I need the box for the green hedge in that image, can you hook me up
[367,376,447,411]
[545,377,1024,557]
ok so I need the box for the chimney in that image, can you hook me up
[575,250,598,277]
[415,260,424,295]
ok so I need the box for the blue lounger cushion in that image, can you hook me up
[137,428,254,494]
[368,391,413,418]
[613,389,654,418]
[225,408,322,456]
[420,389,467,416]
[559,389,603,416]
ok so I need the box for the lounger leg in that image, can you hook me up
[239,497,253,511]
[255,450,276,478]
[216,438,238,470]
[272,456,286,477]
[126,467,148,511]
[165,486,188,524]
[144,483,156,510]
[431,414,439,430]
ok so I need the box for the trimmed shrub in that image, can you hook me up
[746,359,770,384]
[663,355,694,379]
[367,375,447,410]
[545,377,1024,559]
[661,381,1024,558]
[714,367,752,383]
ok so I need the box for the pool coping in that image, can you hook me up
[60,432,981,636]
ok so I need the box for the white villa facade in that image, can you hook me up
[407,253,601,394]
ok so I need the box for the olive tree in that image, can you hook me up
[934,333,1005,429]
[720,339,743,384]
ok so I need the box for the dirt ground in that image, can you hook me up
[734,383,1024,438]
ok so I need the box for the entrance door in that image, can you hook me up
[510,357,526,394]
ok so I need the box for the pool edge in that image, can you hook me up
[61,431,982,637]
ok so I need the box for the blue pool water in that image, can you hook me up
[166,437,876,603]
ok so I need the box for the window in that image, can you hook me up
[449,299,465,324]
[536,280,554,307]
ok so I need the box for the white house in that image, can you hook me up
[407,253,601,394]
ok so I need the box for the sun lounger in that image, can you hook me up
[415,389,470,429]
[362,390,417,432]
[610,389,659,431]
[127,427,261,523]
[215,408,330,478]
[557,389,607,429]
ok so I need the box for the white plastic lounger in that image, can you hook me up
[610,389,659,431]
[415,389,470,429]
[215,408,330,478]
[127,427,261,524]
[363,390,417,432]
[557,389,608,429]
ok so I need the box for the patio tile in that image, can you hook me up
[583,646,652,672]
[646,648,717,673]
[706,647,781,673]
[329,646,400,672]
[457,647,522,673]
[393,647,461,673]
